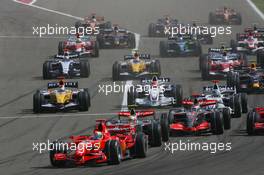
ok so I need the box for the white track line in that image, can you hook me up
[247,0,264,20]
[120,33,141,111]
[121,80,133,111]
[0,112,117,119]
[0,35,66,39]
[13,0,83,20]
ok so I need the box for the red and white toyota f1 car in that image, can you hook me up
[58,34,99,57]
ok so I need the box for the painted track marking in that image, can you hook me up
[247,0,264,20]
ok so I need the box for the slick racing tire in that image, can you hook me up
[257,50,264,68]
[230,39,237,51]
[241,93,248,113]
[78,89,90,111]
[127,86,137,106]
[148,23,156,37]
[160,113,169,142]
[208,12,216,24]
[42,61,52,80]
[128,33,136,49]
[233,94,242,118]
[159,41,168,57]
[105,140,122,165]
[75,21,82,29]
[150,60,161,76]
[80,61,90,78]
[112,61,121,81]
[58,41,65,55]
[247,111,256,135]
[92,41,99,57]
[223,108,231,130]
[235,14,242,25]
[211,111,224,135]
[199,54,207,71]
[135,132,148,158]
[201,57,210,80]
[33,91,44,113]
[194,42,202,56]
[149,121,162,147]
[49,141,67,167]
[172,84,183,107]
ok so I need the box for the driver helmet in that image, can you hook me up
[133,52,140,61]
[129,109,137,122]
[250,63,257,72]
[152,76,158,87]
[94,131,103,140]
[63,51,70,59]
[91,15,96,22]
[192,98,200,111]
[165,16,170,24]
[59,79,65,90]
[114,26,119,32]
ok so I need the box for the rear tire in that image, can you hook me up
[223,108,231,130]
[33,91,43,113]
[233,95,242,118]
[80,61,90,77]
[112,61,120,81]
[148,23,156,37]
[241,93,248,113]
[150,60,161,76]
[149,121,162,147]
[257,50,264,68]
[128,33,136,49]
[78,90,90,111]
[172,84,183,106]
[43,61,52,79]
[58,41,65,55]
[159,41,168,57]
[160,113,169,142]
[135,133,147,158]
[247,111,256,135]
[201,58,210,80]
[105,140,122,165]
[211,111,224,135]
[92,42,99,57]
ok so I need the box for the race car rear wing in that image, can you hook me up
[208,48,232,53]
[47,82,78,89]
[141,77,170,84]
[231,65,264,72]
[199,99,217,107]
[118,110,155,118]
[54,54,79,59]
[203,86,235,91]
[168,34,192,40]
[124,54,151,60]
[237,33,264,38]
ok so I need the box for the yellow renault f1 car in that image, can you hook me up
[33,80,90,113]
[112,52,161,81]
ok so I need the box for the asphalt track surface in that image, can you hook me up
[0,0,264,174]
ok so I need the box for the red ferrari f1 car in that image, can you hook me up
[49,120,148,167]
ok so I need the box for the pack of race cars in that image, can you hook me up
[31,10,264,168]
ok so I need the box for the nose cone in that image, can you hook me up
[131,63,142,73]
[253,82,260,88]
[55,93,67,104]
